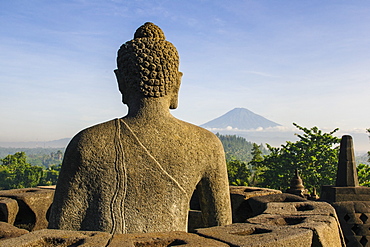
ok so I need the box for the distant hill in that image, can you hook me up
[200,108,281,130]
[216,133,269,163]
[0,138,70,148]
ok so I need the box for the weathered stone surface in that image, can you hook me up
[229,186,282,201]
[245,201,344,246]
[0,188,54,231]
[0,222,28,241]
[0,197,19,224]
[0,229,111,246]
[229,186,281,223]
[321,185,370,202]
[189,186,281,226]
[0,188,344,246]
[304,216,343,247]
[37,185,56,190]
[49,22,232,234]
[109,231,228,246]
[196,223,313,247]
[247,214,342,247]
[246,193,306,217]
[262,201,337,217]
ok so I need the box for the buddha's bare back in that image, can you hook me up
[49,117,229,233]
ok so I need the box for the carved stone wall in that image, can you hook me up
[332,201,370,246]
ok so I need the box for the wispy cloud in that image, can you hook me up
[242,70,280,78]
[205,126,296,133]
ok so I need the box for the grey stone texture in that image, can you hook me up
[196,223,314,247]
[321,185,370,202]
[246,193,307,218]
[195,199,343,246]
[0,229,229,246]
[0,188,54,231]
[0,229,111,247]
[48,22,232,234]
[0,186,344,246]
[247,203,344,246]
[229,186,281,223]
[188,186,282,231]
[0,197,19,225]
[0,222,28,241]
[261,201,337,217]
[109,231,229,246]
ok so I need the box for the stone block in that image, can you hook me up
[262,201,337,217]
[229,186,281,223]
[0,229,111,246]
[196,223,313,247]
[0,188,54,231]
[247,214,343,247]
[321,185,370,202]
[304,216,345,247]
[246,193,307,217]
[229,186,282,201]
[0,222,28,241]
[188,210,204,232]
[190,186,282,224]
[0,197,19,224]
[108,231,228,246]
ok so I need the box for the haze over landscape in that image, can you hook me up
[1,1,369,152]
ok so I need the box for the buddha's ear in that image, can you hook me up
[115,69,127,104]
[114,69,123,92]
[170,72,183,109]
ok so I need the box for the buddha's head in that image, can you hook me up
[115,22,182,109]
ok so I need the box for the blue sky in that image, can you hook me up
[1,0,370,146]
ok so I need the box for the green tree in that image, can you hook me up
[248,143,264,186]
[226,158,251,186]
[0,152,43,189]
[256,123,340,192]
[216,134,268,163]
[357,163,370,187]
[39,164,61,186]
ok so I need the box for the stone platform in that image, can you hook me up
[0,186,343,246]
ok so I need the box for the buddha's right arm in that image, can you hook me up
[197,151,232,227]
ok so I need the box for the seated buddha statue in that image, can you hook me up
[48,22,232,234]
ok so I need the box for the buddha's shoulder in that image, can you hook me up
[175,119,222,146]
[68,119,119,147]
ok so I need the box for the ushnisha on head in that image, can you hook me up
[115,22,182,109]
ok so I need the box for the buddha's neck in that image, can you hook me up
[125,98,173,120]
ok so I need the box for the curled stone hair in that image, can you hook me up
[117,22,180,98]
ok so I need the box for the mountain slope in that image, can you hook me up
[200,108,281,130]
